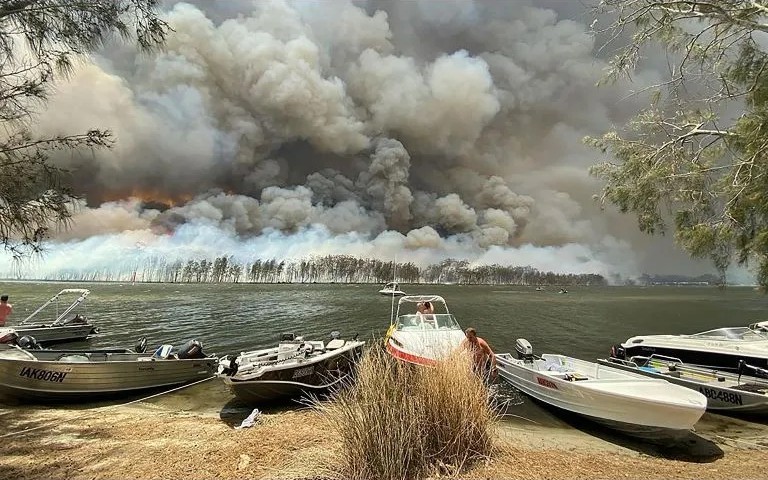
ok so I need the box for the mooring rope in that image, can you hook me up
[0,375,216,439]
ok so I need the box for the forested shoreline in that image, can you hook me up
[14,255,606,286]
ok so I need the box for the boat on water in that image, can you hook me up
[0,289,98,345]
[378,282,406,296]
[0,337,218,402]
[218,332,365,404]
[384,295,466,366]
[496,339,707,440]
[613,321,768,372]
[598,354,768,415]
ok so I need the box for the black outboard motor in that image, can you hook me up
[57,314,89,326]
[176,339,206,359]
[281,333,296,341]
[135,336,148,354]
[609,344,626,360]
[17,335,41,350]
[515,338,534,363]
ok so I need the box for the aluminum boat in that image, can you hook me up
[497,339,707,440]
[0,289,98,345]
[0,338,217,402]
[598,354,768,415]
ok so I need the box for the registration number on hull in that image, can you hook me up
[19,367,68,383]
[699,387,743,405]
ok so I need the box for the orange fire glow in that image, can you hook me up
[101,188,195,208]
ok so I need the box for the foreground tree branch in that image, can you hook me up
[588,0,768,287]
[0,1,168,258]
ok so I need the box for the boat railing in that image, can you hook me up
[395,314,461,331]
[606,357,640,368]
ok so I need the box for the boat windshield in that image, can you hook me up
[396,314,462,331]
[689,326,768,341]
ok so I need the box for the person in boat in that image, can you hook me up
[0,295,12,327]
[415,301,436,327]
[460,327,497,381]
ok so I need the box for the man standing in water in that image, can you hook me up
[461,327,497,381]
[0,295,12,327]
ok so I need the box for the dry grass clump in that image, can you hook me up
[314,346,498,480]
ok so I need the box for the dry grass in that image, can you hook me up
[312,346,497,480]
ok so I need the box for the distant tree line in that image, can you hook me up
[35,255,606,286]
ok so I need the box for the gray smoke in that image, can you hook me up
[14,0,743,281]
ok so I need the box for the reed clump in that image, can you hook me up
[315,346,498,480]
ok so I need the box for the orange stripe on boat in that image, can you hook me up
[386,341,438,366]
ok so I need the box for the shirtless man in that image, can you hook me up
[0,295,12,327]
[460,327,497,381]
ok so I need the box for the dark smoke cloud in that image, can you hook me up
[7,0,750,282]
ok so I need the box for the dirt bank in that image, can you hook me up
[1,399,767,480]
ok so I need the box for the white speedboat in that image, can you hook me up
[0,289,98,345]
[598,355,768,415]
[496,339,706,440]
[384,295,466,366]
[614,321,768,372]
[378,282,406,296]
[218,332,365,404]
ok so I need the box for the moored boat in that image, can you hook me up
[0,338,218,402]
[614,321,768,372]
[379,282,406,296]
[598,354,768,415]
[384,295,466,366]
[0,289,98,345]
[218,332,365,404]
[496,339,706,440]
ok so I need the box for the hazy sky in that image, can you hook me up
[3,0,752,282]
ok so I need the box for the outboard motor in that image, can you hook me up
[219,356,238,376]
[609,344,626,360]
[57,314,88,326]
[515,338,534,363]
[177,339,206,359]
[17,335,41,350]
[280,333,296,342]
[135,337,148,354]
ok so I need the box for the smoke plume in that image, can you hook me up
[2,0,747,283]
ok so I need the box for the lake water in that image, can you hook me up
[2,281,768,448]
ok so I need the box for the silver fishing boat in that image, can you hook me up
[599,354,768,415]
[0,338,218,402]
[218,332,365,404]
[0,289,98,344]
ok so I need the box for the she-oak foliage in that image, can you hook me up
[0,0,168,258]
[587,0,768,287]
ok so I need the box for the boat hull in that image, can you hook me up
[597,358,768,414]
[385,328,466,366]
[13,324,97,344]
[0,351,217,402]
[496,354,705,439]
[222,343,364,404]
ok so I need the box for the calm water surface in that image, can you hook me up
[3,281,768,446]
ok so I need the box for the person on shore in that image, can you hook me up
[461,327,497,381]
[0,295,13,327]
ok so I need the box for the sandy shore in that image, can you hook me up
[1,390,768,480]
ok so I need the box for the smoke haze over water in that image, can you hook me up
[0,0,755,283]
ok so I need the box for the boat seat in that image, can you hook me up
[326,339,345,350]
